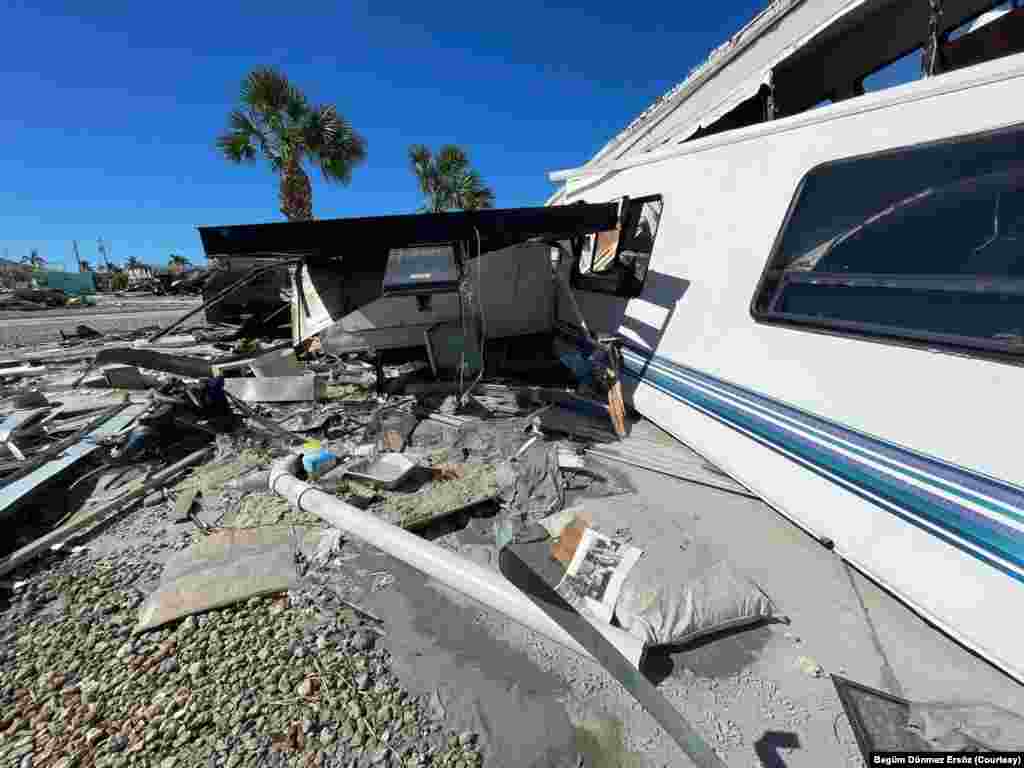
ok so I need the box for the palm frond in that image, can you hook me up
[241,68,295,114]
[227,109,257,135]
[409,144,493,212]
[215,131,257,164]
[459,171,495,211]
[451,170,494,211]
[436,145,468,178]
[310,108,367,185]
[285,87,309,125]
[305,105,340,145]
[408,145,436,197]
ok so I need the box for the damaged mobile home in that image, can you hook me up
[199,0,1024,689]
[546,0,1024,687]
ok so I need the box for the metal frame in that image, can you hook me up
[198,203,621,262]
[572,194,664,298]
[830,674,926,761]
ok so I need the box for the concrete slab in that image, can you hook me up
[574,424,1024,765]
[850,567,1024,710]
[579,462,893,691]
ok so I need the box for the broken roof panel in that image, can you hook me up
[571,0,1006,179]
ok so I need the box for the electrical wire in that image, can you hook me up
[475,226,487,343]
[455,230,487,406]
[460,227,487,404]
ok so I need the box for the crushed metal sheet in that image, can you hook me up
[87,347,213,380]
[0,407,52,442]
[103,365,152,390]
[0,403,147,521]
[223,375,319,403]
[250,347,305,377]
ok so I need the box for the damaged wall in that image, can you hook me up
[306,243,557,353]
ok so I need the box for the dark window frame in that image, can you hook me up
[572,194,663,298]
[749,121,1024,367]
[381,242,462,297]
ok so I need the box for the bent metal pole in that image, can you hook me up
[268,456,646,669]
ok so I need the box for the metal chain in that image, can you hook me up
[923,0,945,77]
[764,72,777,121]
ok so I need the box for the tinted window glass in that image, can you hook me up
[753,125,1024,357]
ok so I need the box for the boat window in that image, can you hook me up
[861,48,921,94]
[751,123,1024,360]
[937,2,1024,75]
[574,196,662,298]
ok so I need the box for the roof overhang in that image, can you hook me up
[198,203,620,264]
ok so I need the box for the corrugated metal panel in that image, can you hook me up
[0,403,148,520]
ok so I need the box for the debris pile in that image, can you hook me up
[0,298,657,767]
[6,224,973,768]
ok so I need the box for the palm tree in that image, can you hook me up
[408,144,495,213]
[216,68,368,221]
[168,254,190,273]
[78,260,93,272]
[21,249,45,269]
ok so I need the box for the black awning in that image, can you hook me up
[198,202,620,262]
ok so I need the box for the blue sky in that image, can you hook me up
[1,1,924,270]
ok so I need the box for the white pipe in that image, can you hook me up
[269,456,647,668]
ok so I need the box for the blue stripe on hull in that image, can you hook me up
[606,341,1024,582]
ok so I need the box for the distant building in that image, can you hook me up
[0,259,35,290]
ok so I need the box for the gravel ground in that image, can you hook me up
[0,540,487,768]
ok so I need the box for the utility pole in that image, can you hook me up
[73,241,82,272]
[98,238,110,270]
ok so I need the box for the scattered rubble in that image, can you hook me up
[0,301,670,766]
[6,259,972,768]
